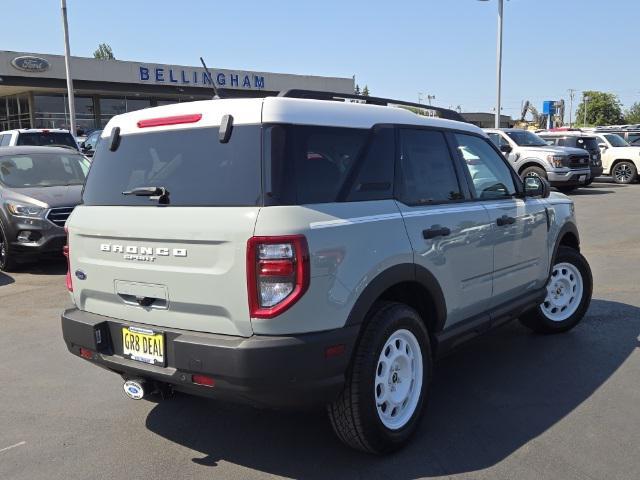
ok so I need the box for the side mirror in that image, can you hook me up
[524,176,550,198]
[598,143,608,150]
[79,141,86,149]
[499,144,512,154]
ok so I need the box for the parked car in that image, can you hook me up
[0,146,89,270]
[78,129,103,158]
[61,94,592,454]
[484,128,591,192]
[591,128,640,147]
[0,129,79,150]
[590,132,640,183]
[538,132,603,184]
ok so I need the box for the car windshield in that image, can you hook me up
[604,134,629,147]
[0,153,89,188]
[16,131,78,149]
[505,130,548,147]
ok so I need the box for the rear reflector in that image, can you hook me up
[137,113,202,128]
[63,227,72,292]
[192,374,215,387]
[325,344,346,359]
[79,348,93,359]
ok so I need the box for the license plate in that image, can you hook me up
[579,175,586,182]
[122,326,165,366]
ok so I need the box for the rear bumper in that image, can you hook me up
[590,166,604,179]
[61,308,359,408]
[547,168,591,186]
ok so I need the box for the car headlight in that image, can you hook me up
[547,155,567,168]
[6,202,45,218]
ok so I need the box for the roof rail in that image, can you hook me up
[277,89,467,122]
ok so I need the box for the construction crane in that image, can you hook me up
[516,100,565,130]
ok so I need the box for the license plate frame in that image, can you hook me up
[121,326,166,367]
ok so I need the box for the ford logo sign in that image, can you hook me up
[11,56,50,73]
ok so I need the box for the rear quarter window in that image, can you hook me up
[266,125,395,205]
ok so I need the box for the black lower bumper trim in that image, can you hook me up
[61,308,359,408]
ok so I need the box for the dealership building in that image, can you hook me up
[0,50,354,133]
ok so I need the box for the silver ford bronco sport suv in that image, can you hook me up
[61,91,592,454]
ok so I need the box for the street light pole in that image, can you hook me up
[495,0,504,128]
[61,0,76,136]
[583,95,590,126]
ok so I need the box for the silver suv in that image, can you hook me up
[485,128,591,192]
[61,92,593,454]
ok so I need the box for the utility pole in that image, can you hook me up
[61,0,76,136]
[568,88,576,127]
[583,94,590,127]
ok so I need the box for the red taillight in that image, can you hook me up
[247,235,309,319]
[137,113,202,128]
[192,374,215,387]
[63,227,72,292]
[79,347,93,359]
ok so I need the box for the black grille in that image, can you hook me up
[568,155,590,169]
[46,207,74,227]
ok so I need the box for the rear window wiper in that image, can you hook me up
[122,186,170,204]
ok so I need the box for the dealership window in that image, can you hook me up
[33,94,96,133]
[0,94,30,130]
[98,97,152,127]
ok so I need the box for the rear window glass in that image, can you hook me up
[17,132,77,149]
[0,153,88,188]
[579,137,599,150]
[266,125,393,205]
[82,126,262,206]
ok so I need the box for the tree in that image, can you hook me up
[624,102,640,124]
[362,85,370,97]
[93,43,115,60]
[354,84,361,95]
[574,91,623,127]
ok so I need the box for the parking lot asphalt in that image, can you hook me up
[0,179,638,480]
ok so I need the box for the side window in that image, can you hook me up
[487,133,506,147]
[0,134,11,146]
[397,129,463,205]
[454,133,517,200]
[345,127,395,202]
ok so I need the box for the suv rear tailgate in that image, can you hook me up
[68,206,258,337]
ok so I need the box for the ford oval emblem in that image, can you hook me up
[123,380,145,400]
[75,270,87,280]
[11,56,50,73]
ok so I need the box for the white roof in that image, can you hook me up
[0,128,72,134]
[102,96,483,136]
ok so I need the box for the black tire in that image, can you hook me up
[328,302,432,454]
[611,161,637,184]
[556,185,578,193]
[520,246,592,334]
[584,178,594,186]
[520,166,548,182]
[0,227,18,272]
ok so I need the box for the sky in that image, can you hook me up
[2,0,639,120]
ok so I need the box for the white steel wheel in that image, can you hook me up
[374,329,423,430]
[541,262,584,322]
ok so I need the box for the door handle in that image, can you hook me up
[496,215,516,226]
[423,227,451,239]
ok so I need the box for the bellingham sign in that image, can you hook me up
[138,65,265,89]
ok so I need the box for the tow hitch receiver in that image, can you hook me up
[123,379,146,400]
